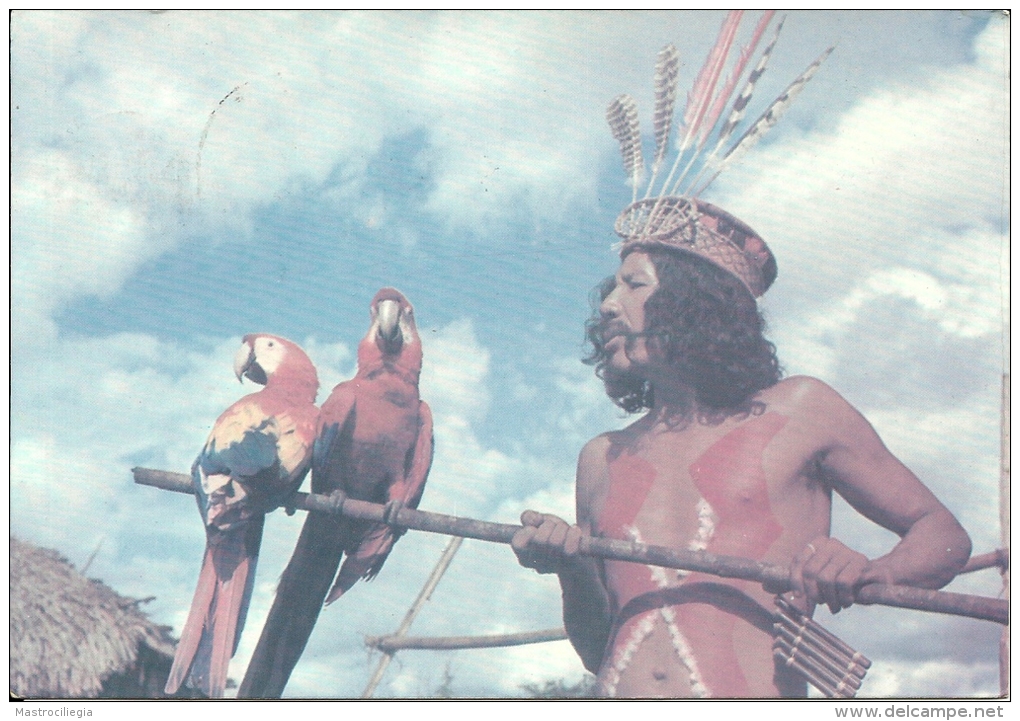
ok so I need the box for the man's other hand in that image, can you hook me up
[789,536,889,614]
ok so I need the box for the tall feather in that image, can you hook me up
[687,14,786,194]
[673,10,775,196]
[699,10,776,148]
[696,44,835,194]
[606,94,644,202]
[655,10,743,205]
[714,15,785,153]
[651,44,680,175]
[678,11,743,154]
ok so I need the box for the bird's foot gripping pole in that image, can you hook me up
[327,489,348,514]
[382,500,405,527]
[773,595,871,698]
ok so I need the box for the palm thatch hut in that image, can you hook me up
[10,536,184,698]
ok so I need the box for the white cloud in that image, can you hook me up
[417,319,514,516]
[420,318,491,424]
[863,404,1003,552]
[13,12,1005,359]
[719,20,1007,309]
[862,659,1000,698]
[11,150,151,347]
[10,436,120,554]
[495,481,576,526]
[11,11,843,350]
[774,250,1003,385]
[11,11,615,312]
[415,319,590,523]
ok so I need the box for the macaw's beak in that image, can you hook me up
[376,299,404,355]
[233,341,266,384]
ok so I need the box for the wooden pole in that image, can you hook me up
[132,466,1009,625]
[1000,372,1010,696]
[959,549,1009,575]
[362,535,463,698]
[366,628,568,653]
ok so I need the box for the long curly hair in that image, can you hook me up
[584,246,782,415]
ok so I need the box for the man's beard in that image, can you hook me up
[598,320,669,368]
[601,362,647,400]
[598,318,667,351]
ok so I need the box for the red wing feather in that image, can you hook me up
[402,401,433,510]
[324,402,433,604]
[313,382,357,494]
[164,544,219,695]
[325,523,397,604]
[164,521,263,698]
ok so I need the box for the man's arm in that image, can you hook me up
[788,377,972,612]
[511,439,613,673]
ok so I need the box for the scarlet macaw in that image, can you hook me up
[165,334,319,698]
[238,288,433,698]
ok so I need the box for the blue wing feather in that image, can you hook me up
[200,424,280,479]
[191,403,297,529]
[312,422,338,476]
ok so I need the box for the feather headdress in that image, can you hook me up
[606,12,833,298]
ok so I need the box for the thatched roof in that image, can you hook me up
[10,536,177,698]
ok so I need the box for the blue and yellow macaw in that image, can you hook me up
[165,334,319,698]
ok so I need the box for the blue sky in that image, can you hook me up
[10,10,1009,700]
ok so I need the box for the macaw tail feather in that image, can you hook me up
[165,520,263,698]
[326,523,397,604]
[237,512,350,698]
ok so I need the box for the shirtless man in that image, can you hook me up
[511,199,972,698]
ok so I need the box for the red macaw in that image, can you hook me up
[238,288,433,698]
[165,334,319,698]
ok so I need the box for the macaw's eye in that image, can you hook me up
[268,341,275,347]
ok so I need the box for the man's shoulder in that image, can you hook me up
[761,375,839,402]
[578,432,613,463]
[758,375,859,424]
[577,424,630,471]
[580,414,648,454]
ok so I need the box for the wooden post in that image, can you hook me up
[959,549,1009,574]
[1000,373,1010,696]
[362,535,463,698]
[366,628,567,653]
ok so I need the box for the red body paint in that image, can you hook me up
[600,448,657,537]
[595,412,789,696]
[598,447,661,613]
[677,411,788,695]
[689,412,787,557]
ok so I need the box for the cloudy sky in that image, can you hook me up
[10,10,1009,700]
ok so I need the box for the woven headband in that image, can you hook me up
[615,196,776,298]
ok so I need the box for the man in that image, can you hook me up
[511,197,972,698]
